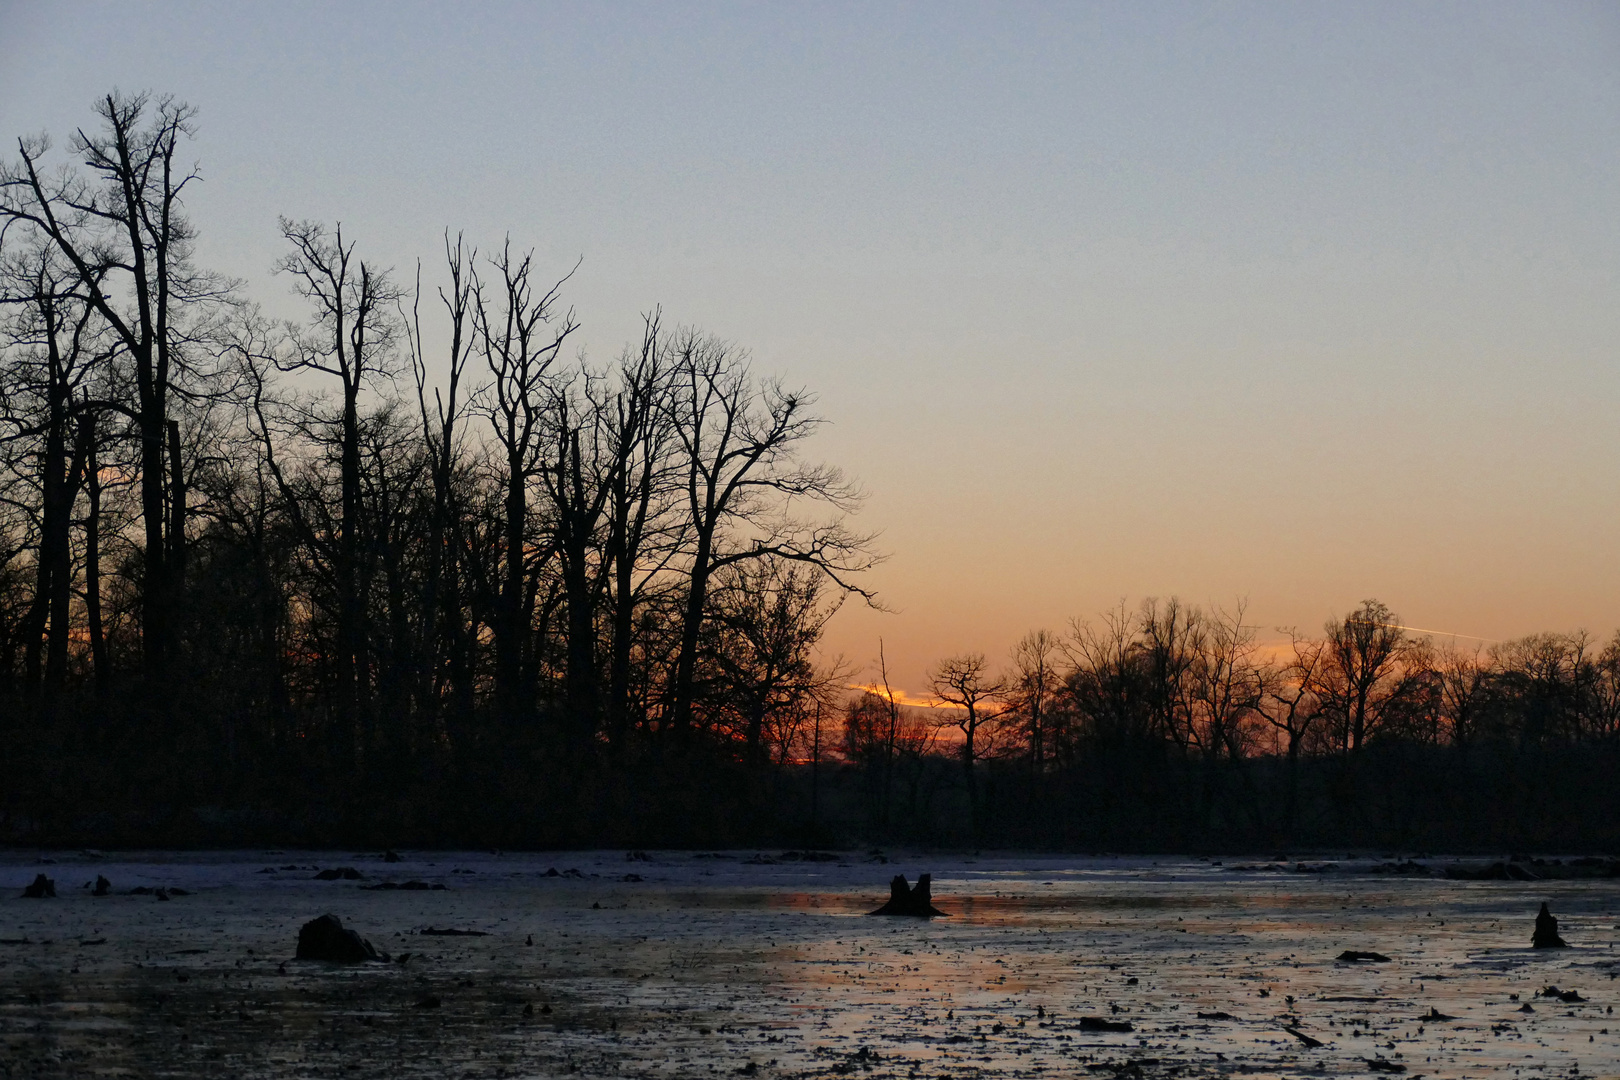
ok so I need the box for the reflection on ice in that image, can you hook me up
[0,850,1616,1077]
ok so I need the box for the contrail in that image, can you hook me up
[1257,621,1500,644]
[1394,625,1500,643]
[1366,623,1500,643]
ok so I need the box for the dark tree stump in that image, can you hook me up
[296,913,386,962]
[1532,902,1567,948]
[21,874,55,898]
[869,873,947,916]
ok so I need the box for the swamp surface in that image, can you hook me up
[1,850,1617,1078]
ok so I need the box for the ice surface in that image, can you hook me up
[1,849,1616,1077]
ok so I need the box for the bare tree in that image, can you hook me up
[273,219,398,754]
[1318,599,1419,752]
[704,556,843,758]
[1433,643,1490,748]
[1261,631,1323,762]
[1259,630,1325,837]
[1003,629,1063,775]
[1489,631,1601,748]
[664,329,875,733]
[1137,597,1202,752]
[535,325,684,736]
[403,232,477,728]
[602,312,683,742]
[928,652,1006,836]
[843,671,941,834]
[471,240,576,721]
[873,640,904,826]
[1591,633,1620,742]
[0,496,29,694]
[0,242,101,692]
[1187,602,1265,765]
[754,657,849,770]
[2,92,230,678]
[1064,603,1150,751]
[79,404,109,693]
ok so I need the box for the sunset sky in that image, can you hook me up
[3,1,1617,694]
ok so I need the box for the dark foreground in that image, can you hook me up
[1,851,1617,1078]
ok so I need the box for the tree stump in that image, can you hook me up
[21,874,55,898]
[1531,902,1567,948]
[868,873,947,916]
[296,913,386,962]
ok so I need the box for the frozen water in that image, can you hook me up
[1,849,1616,1077]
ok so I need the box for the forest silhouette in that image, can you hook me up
[2,93,1616,852]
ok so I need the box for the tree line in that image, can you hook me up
[2,92,1612,852]
[831,598,1620,851]
[0,92,873,844]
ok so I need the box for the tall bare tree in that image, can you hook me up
[2,92,229,678]
[79,404,110,693]
[274,219,399,753]
[0,243,101,692]
[1319,599,1418,752]
[928,652,1005,836]
[472,240,576,720]
[1260,631,1324,763]
[665,330,874,733]
[1137,597,1202,752]
[1003,629,1063,775]
[1187,602,1265,765]
[602,313,683,742]
[704,556,842,757]
[536,345,623,731]
[403,232,478,728]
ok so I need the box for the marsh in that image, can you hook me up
[2,851,1617,1078]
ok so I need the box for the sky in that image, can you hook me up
[3,1,1618,694]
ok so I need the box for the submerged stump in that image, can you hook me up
[869,873,948,917]
[1532,902,1567,948]
[296,913,386,963]
[20,874,55,899]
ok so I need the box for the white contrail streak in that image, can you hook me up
[1389,624,1499,643]
[1341,617,1500,642]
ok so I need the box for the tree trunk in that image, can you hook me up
[444,517,473,729]
[810,703,822,828]
[83,413,108,697]
[46,412,90,689]
[562,544,596,728]
[669,528,715,733]
[607,524,636,740]
[558,438,599,733]
[166,419,186,655]
[26,378,71,693]
[496,449,527,720]
[605,454,654,745]
[337,387,362,767]
[963,714,980,836]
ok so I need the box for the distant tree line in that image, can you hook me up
[1,93,1613,852]
[832,598,1620,852]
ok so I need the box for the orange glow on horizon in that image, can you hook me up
[844,683,962,710]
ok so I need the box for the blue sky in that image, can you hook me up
[3,1,1617,688]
